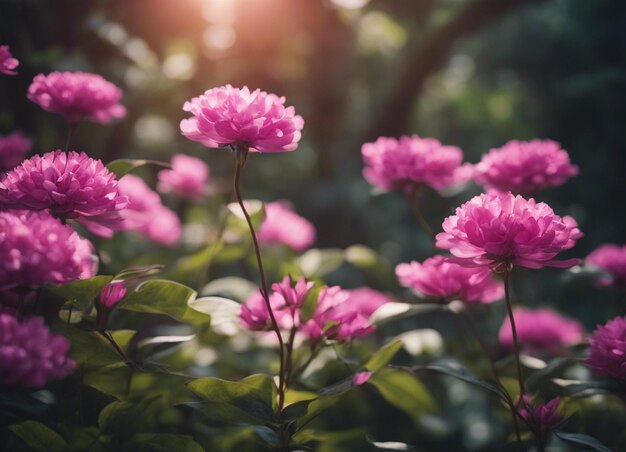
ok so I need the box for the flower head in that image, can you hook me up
[499,307,584,354]
[180,85,304,152]
[519,397,563,431]
[0,45,19,75]
[117,175,181,245]
[586,244,626,289]
[396,255,504,304]
[27,72,126,124]
[361,135,473,192]
[0,210,95,290]
[157,154,209,200]
[474,140,578,194]
[0,150,127,237]
[0,130,31,172]
[257,201,316,251]
[99,280,127,309]
[436,192,582,270]
[585,316,626,381]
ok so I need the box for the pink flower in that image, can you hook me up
[498,307,584,354]
[435,192,582,270]
[27,72,126,124]
[0,150,127,238]
[396,255,504,304]
[0,210,95,290]
[117,175,181,245]
[0,45,19,75]
[353,371,373,386]
[157,154,209,200]
[361,135,473,192]
[474,140,578,194]
[586,244,626,289]
[519,397,563,431]
[0,310,75,387]
[585,316,626,381]
[257,201,316,251]
[99,280,127,309]
[180,85,304,152]
[0,131,31,172]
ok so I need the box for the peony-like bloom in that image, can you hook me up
[0,130,31,172]
[180,85,304,152]
[0,150,127,238]
[0,45,19,75]
[498,307,584,354]
[257,201,316,251]
[27,72,126,124]
[117,175,181,245]
[436,192,583,270]
[0,210,95,290]
[157,154,209,200]
[586,244,626,289]
[474,140,578,194]
[396,255,504,304]
[519,397,563,431]
[0,310,75,387]
[585,316,626,381]
[99,280,127,309]
[361,135,473,192]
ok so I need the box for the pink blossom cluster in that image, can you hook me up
[157,154,209,200]
[586,244,626,289]
[257,201,316,251]
[0,130,31,172]
[585,316,626,381]
[0,45,19,75]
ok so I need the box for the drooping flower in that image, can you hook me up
[396,255,504,304]
[0,45,19,75]
[117,175,181,245]
[0,310,75,387]
[27,72,126,124]
[157,154,209,200]
[180,85,304,152]
[519,397,563,431]
[586,244,626,289]
[498,307,584,354]
[361,135,473,192]
[0,150,127,238]
[585,316,626,381]
[0,210,95,290]
[0,130,31,172]
[99,280,127,309]
[257,201,316,251]
[435,192,583,270]
[474,140,578,194]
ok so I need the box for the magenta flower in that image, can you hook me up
[435,192,582,270]
[519,397,563,431]
[27,72,126,124]
[361,135,473,192]
[157,154,209,201]
[0,210,95,290]
[353,371,373,386]
[0,45,19,75]
[257,201,316,251]
[396,255,504,304]
[117,175,181,245]
[180,85,304,152]
[585,316,626,381]
[586,244,626,289]
[498,307,584,354]
[0,130,31,173]
[474,140,578,194]
[99,280,127,309]
[0,150,127,238]
[271,276,315,310]
[0,310,75,387]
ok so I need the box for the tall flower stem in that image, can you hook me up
[233,147,286,411]
[405,185,434,240]
[285,325,298,386]
[503,269,525,397]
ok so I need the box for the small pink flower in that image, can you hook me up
[436,192,582,270]
[157,154,209,200]
[519,397,563,431]
[99,280,127,309]
[180,85,304,152]
[586,244,626,289]
[498,307,584,354]
[257,201,316,251]
[117,175,181,245]
[353,371,373,386]
[361,135,473,192]
[0,150,127,238]
[271,276,315,310]
[474,140,578,194]
[27,72,126,124]
[0,130,31,172]
[585,316,626,381]
[396,255,504,304]
[0,45,19,75]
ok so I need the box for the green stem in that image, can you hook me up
[405,185,434,240]
[503,270,525,397]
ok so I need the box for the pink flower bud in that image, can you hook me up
[99,280,127,309]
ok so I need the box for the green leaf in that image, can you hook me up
[554,431,612,452]
[114,264,164,280]
[47,275,113,309]
[297,249,345,277]
[201,277,258,302]
[227,200,266,230]
[188,296,242,336]
[9,421,67,451]
[106,159,169,178]
[126,433,203,452]
[365,340,403,373]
